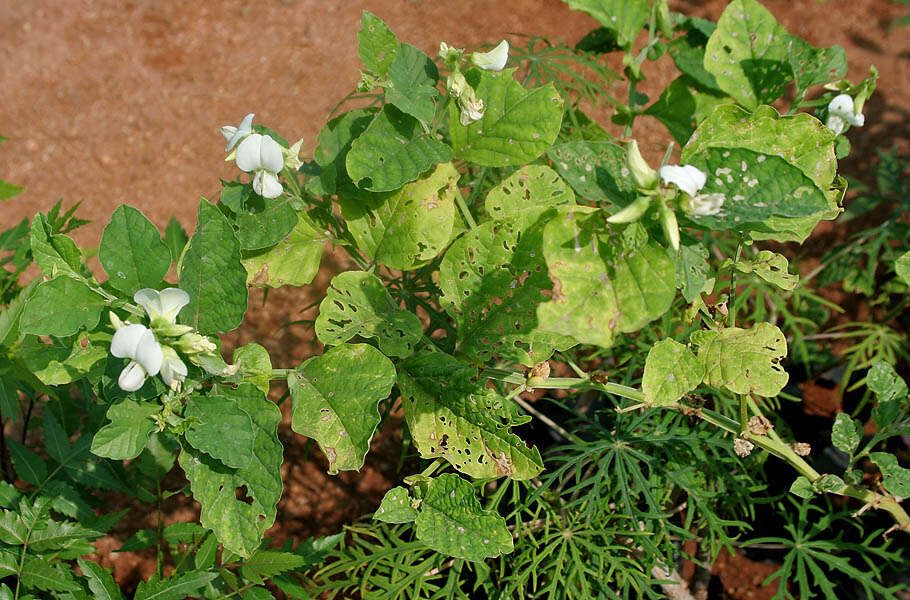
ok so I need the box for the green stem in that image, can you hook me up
[482,368,645,403]
[729,239,744,328]
[453,186,477,230]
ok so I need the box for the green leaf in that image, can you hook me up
[288,344,396,474]
[867,360,908,403]
[896,250,910,286]
[134,571,219,600]
[311,109,374,195]
[19,277,105,337]
[340,161,458,270]
[484,165,575,226]
[784,34,847,100]
[234,199,299,251]
[358,11,398,76]
[692,322,788,397]
[98,205,171,295]
[233,343,273,395]
[537,210,676,348]
[733,250,798,291]
[91,399,159,460]
[0,279,37,347]
[118,529,157,552]
[789,476,815,499]
[565,0,650,48]
[195,534,219,570]
[0,507,27,544]
[704,0,792,109]
[831,413,861,456]
[547,141,637,206]
[415,474,512,561]
[179,199,248,333]
[869,452,910,498]
[450,68,563,168]
[386,43,439,124]
[242,209,327,288]
[240,549,308,585]
[42,410,70,464]
[163,217,188,264]
[374,486,418,523]
[643,76,727,145]
[20,557,80,592]
[438,215,575,366]
[0,548,17,578]
[29,214,85,279]
[346,105,452,192]
[19,332,107,386]
[667,25,721,92]
[0,180,23,202]
[642,339,705,407]
[185,394,256,470]
[676,242,714,303]
[78,559,124,600]
[397,352,543,480]
[315,271,422,358]
[6,440,47,486]
[178,383,283,558]
[813,474,845,493]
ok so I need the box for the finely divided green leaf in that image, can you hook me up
[20,277,105,337]
[692,322,788,397]
[642,339,705,406]
[185,395,256,470]
[99,205,171,295]
[288,344,396,474]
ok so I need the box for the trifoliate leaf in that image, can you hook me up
[184,395,255,470]
[869,452,910,498]
[386,43,439,124]
[415,474,512,561]
[692,322,788,397]
[397,352,543,480]
[315,271,422,358]
[547,141,637,207]
[91,399,159,461]
[537,209,676,349]
[450,68,563,168]
[20,277,105,338]
[483,165,575,226]
[358,11,398,77]
[642,339,705,406]
[242,210,328,288]
[288,344,396,475]
[831,413,861,456]
[374,487,418,524]
[734,250,798,291]
[99,205,172,295]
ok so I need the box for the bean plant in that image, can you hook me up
[0,0,907,598]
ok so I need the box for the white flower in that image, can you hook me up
[472,40,509,71]
[682,192,725,217]
[659,164,707,197]
[459,97,485,126]
[135,288,190,328]
[825,93,864,135]
[110,324,163,392]
[236,133,284,198]
[160,346,188,391]
[220,113,254,152]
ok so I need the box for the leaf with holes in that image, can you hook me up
[867,360,908,404]
[386,43,439,124]
[374,486,417,524]
[310,108,375,195]
[358,10,398,77]
[704,0,793,109]
[99,205,171,295]
[547,141,637,207]
[869,453,910,499]
[691,322,788,397]
[734,250,798,290]
[179,200,248,333]
[484,165,575,227]
[184,395,255,470]
[784,34,846,100]
[565,0,650,48]
[831,413,861,456]
[536,210,676,349]
[397,352,543,480]
[415,474,512,561]
[642,339,705,407]
[315,271,422,358]
[346,105,452,192]
[676,243,714,303]
[450,68,563,168]
[242,209,328,288]
[178,383,282,558]
[438,215,575,366]
[340,161,457,270]
[288,344,396,475]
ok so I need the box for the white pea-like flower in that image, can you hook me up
[459,97,485,126]
[472,40,509,71]
[110,324,163,392]
[825,94,864,135]
[160,346,188,391]
[134,288,191,328]
[659,164,707,197]
[220,113,255,152]
[235,133,285,199]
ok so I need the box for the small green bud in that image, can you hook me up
[656,0,673,38]
[155,322,195,337]
[439,41,464,66]
[626,140,658,189]
[607,196,651,224]
[176,332,217,356]
[658,201,680,251]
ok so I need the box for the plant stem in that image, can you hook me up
[729,239,744,328]
[482,368,645,403]
[453,186,477,230]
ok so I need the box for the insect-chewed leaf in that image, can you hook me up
[642,339,705,407]
[288,344,396,475]
[869,453,910,499]
[867,360,908,404]
[547,141,636,206]
[691,322,788,397]
[676,243,714,303]
[450,68,563,168]
[340,162,458,270]
[484,165,575,226]
[536,210,676,349]
[831,413,861,456]
[733,249,799,290]
[785,34,846,99]
[374,486,418,524]
[397,352,543,480]
[242,210,328,288]
[414,474,512,561]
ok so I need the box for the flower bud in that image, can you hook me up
[155,322,195,338]
[656,0,673,38]
[176,332,217,356]
[283,138,304,172]
[626,140,658,189]
[658,201,680,251]
[439,42,464,66]
[607,196,651,223]
[109,311,126,331]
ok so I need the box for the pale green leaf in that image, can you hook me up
[642,339,705,406]
[20,277,105,338]
[340,162,458,270]
[242,210,328,288]
[240,549,308,585]
[98,205,171,295]
[179,384,283,558]
[233,343,273,395]
[91,399,159,460]
[346,105,452,192]
[386,43,439,124]
[831,413,861,456]
[315,271,422,358]
[676,243,714,303]
[179,199,248,333]
[397,352,543,480]
[789,476,815,499]
[185,395,255,470]
[415,474,512,561]
[734,250,798,290]
[234,199,299,251]
[537,210,676,348]
[704,0,792,109]
[895,250,910,286]
[374,486,417,523]
[867,360,908,403]
[692,322,788,397]
[869,452,910,498]
[358,11,398,77]
[133,571,219,600]
[547,141,637,206]
[450,68,563,168]
[565,0,650,47]
[288,344,396,474]
[484,165,575,226]
[78,559,123,600]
